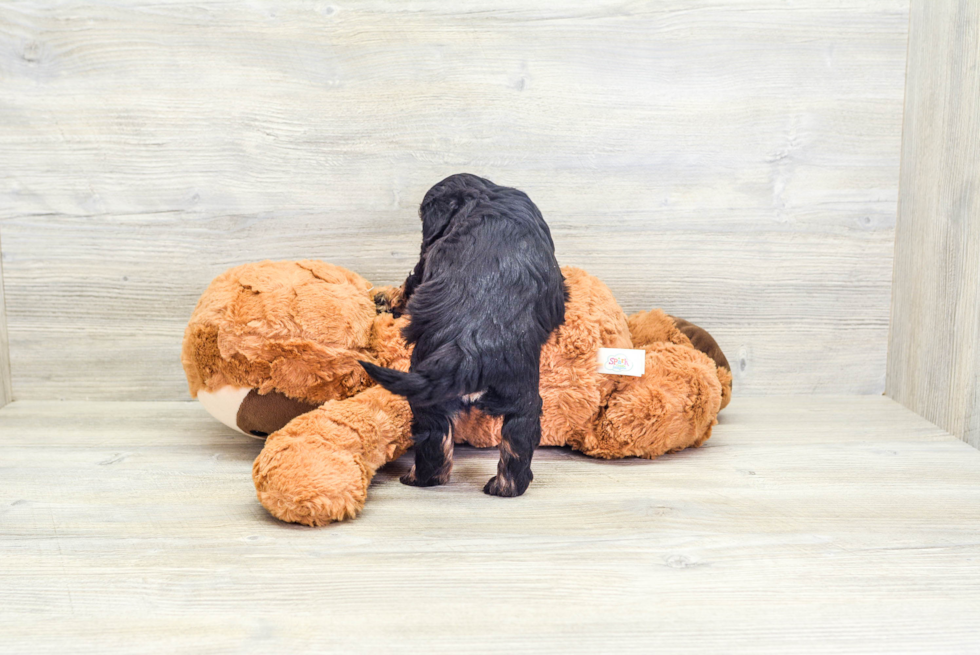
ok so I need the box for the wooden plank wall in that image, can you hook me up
[0,228,11,406]
[887,0,980,449]
[0,1,909,401]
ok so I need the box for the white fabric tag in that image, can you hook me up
[597,347,646,377]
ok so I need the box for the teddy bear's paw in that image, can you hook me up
[373,286,406,317]
[374,291,394,315]
[253,436,369,526]
[400,465,450,487]
[482,472,532,497]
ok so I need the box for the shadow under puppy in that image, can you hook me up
[360,173,567,497]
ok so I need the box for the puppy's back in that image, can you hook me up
[405,175,565,393]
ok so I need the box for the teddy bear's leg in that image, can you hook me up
[400,400,457,487]
[252,385,412,526]
[628,308,732,410]
[583,343,723,461]
[668,315,732,409]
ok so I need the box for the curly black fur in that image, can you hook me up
[359,173,566,497]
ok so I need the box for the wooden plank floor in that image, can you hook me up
[1,396,979,653]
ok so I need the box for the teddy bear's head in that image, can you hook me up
[181,260,408,437]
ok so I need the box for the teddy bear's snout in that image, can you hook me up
[236,389,321,438]
[197,386,321,439]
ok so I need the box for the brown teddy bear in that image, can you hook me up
[182,260,732,526]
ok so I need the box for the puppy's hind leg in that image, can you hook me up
[401,402,457,487]
[482,384,542,498]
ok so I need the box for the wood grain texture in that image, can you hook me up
[0,227,11,407]
[1,396,979,653]
[887,0,980,449]
[0,1,908,399]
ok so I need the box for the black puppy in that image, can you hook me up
[360,173,566,497]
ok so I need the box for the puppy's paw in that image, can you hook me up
[483,474,530,497]
[400,466,449,487]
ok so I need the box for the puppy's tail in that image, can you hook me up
[358,361,454,407]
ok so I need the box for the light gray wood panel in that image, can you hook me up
[0,227,10,407]
[0,1,909,399]
[2,215,895,399]
[1,396,980,653]
[887,0,980,449]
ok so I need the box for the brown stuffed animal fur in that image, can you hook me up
[182,260,732,526]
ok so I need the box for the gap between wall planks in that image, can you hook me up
[0,226,11,407]
[887,0,980,449]
[0,1,909,400]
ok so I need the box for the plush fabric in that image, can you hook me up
[183,260,732,526]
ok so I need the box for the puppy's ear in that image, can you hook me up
[419,194,461,249]
[419,174,486,249]
[420,192,483,249]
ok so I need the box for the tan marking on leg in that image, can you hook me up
[485,468,517,496]
[495,474,516,495]
[432,424,454,484]
[499,437,517,461]
[443,424,455,459]
[484,453,517,495]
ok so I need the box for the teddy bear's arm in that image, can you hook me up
[372,286,404,315]
[252,384,413,526]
